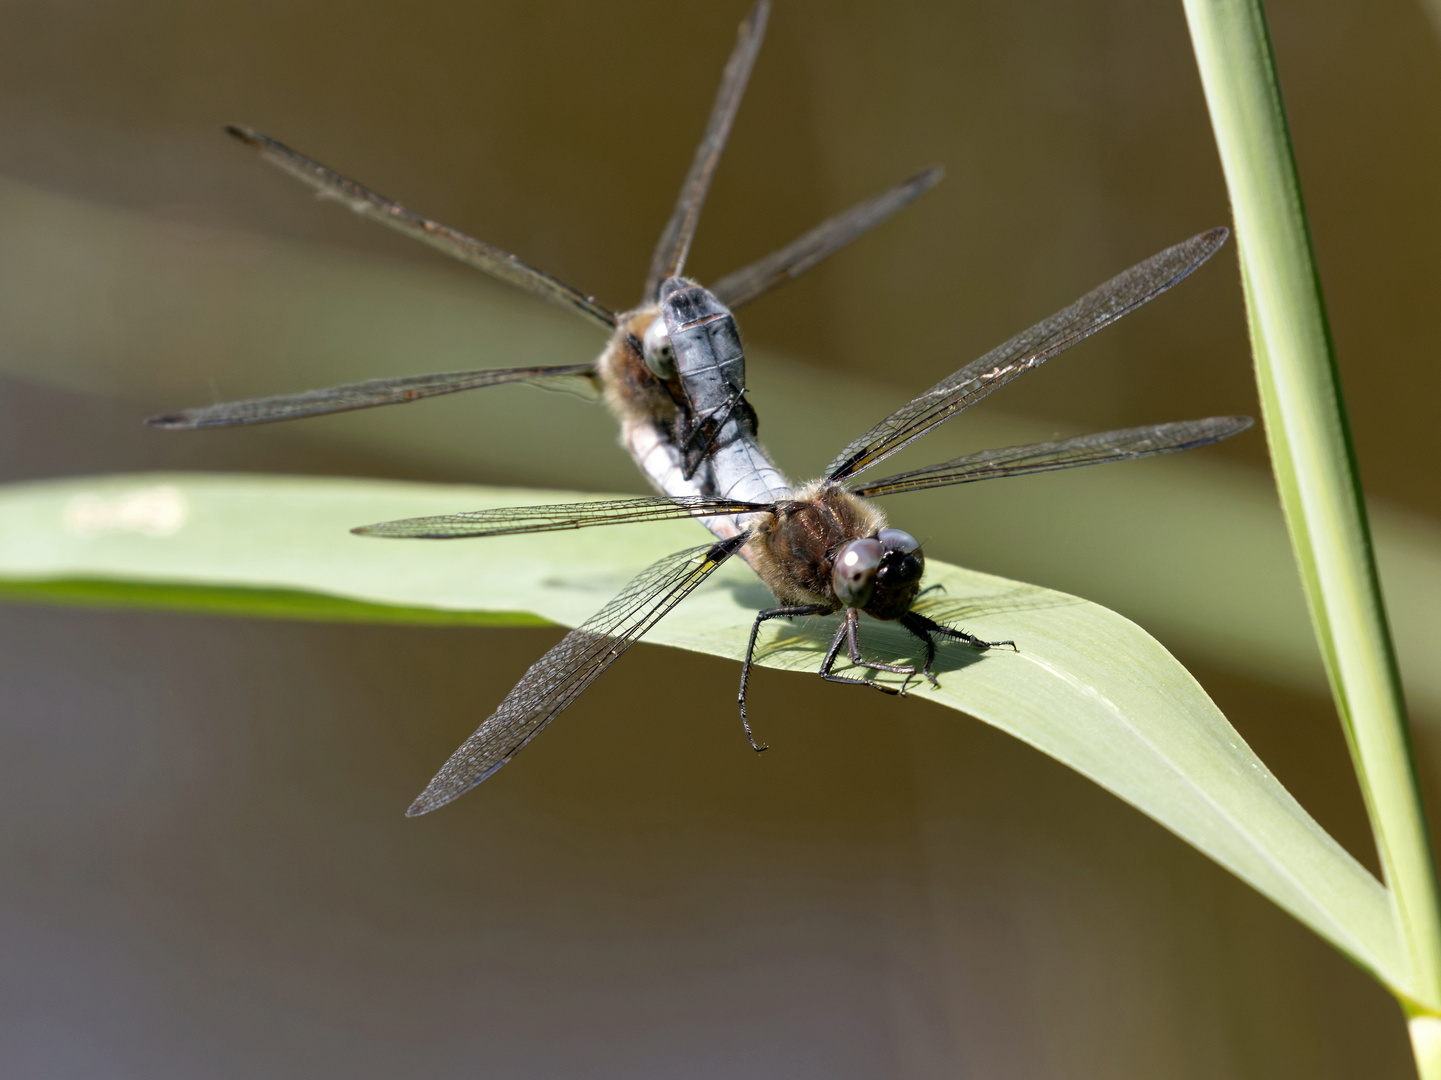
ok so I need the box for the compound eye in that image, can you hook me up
[877,528,920,556]
[641,318,676,379]
[832,538,883,608]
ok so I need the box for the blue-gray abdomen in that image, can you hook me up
[660,278,792,514]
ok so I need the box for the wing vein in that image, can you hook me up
[353,495,768,539]
[852,417,1254,497]
[642,0,770,299]
[226,125,616,330]
[709,165,943,309]
[825,228,1230,481]
[146,364,599,429]
[406,534,747,814]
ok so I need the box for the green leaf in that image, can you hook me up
[0,471,1408,992]
[6,172,1441,725]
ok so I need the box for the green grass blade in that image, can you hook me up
[6,172,1441,727]
[1183,0,1441,1015]
[0,471,1409,990]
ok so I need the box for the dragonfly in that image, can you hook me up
[355,226,1254,816]
[146,0,942,492]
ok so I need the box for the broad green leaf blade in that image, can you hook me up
[0,472,1407,991]
[6,173,1441,727]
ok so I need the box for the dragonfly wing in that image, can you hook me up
[146,363,598,429]
[709,165,943,310]
[405,533,748,815]
[641,0,770,300]
[226,125,616,331]
[852,416,1254,497]
[825,227,1230,482]
[353,495,768,539]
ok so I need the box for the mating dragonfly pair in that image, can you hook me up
[151,0,1251,816]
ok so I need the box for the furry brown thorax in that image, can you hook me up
[743,481,924,619]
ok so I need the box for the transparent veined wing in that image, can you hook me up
[825,228,1230,482]
[353,494,768,539]
[851,416,1253,498]
[642,0,770,300]
[146,364,599,429]
[226,125,616,331]
[709,165,943,310]
[405,533,748,815]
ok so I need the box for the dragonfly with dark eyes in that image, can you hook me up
[146,0,941,491]
[355,226,1253,816]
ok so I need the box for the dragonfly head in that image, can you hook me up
[832,528,924,619]
[641,317,676,379]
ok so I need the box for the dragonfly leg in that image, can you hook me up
[846,607,915,678]
[898,613,940,692]
[931,618,1016,653]
[899,611,1017,691]
[739,603,832,751]
[818,608,912,696]
[680,388,755,480]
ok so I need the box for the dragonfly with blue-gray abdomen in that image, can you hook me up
[357,227,1252,816]
[147,1,942,502]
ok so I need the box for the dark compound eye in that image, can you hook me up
[877,528,919,555]
[876,549,924,590]
[832,537,883,608]
[642,318,676,379]
[865,529,925,619]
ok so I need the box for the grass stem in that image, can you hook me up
[1182,0,1441,1030]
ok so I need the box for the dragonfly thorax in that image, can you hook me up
[744,482,887,611]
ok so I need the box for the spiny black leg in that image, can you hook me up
[820,617,847,673]
[845,608,915,678]
[819,618,895,694]
[680,387,750,480]
[899,610,1016,689]
[678,416,711,481]
[684,387,746,452]
[915,582,947,600]
[818,608,909,696]
[679,425,713,481]
[925,614,1017,653]
[898,612,939,693]
[739,604,831,751]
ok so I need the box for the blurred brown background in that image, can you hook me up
[1,0,1438,1076]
